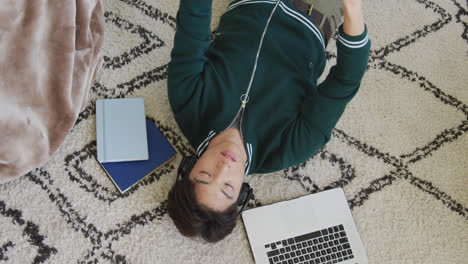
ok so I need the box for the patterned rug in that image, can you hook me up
[1,0,467,263]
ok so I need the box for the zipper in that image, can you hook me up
[223,94,248,139]
[243,0,281,101]
[222,0,281,137]
[238,94,249,140]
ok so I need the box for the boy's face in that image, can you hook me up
[188,138,246,212]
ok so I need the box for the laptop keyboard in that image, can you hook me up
[264,224,354,264]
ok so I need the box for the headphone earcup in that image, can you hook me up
[177,156,197,180]
[237,183,253,215]
[237,182,253,206]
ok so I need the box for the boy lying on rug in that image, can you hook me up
[166,0,370,242]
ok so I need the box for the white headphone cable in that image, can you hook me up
[240,0,282,108]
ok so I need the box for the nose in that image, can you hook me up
[214,157,231,176]
[217,156,231,167]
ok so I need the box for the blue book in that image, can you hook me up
[98,119,177,193]
[96,98,148,163]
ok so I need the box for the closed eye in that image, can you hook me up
[222,189,233,200]
[194,172,234,200]
[195,171,211,181]
[201,171,211,176]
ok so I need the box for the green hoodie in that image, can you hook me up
[168,0,370,174]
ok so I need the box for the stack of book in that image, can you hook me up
[96,98,176,193]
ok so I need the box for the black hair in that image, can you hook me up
[167,178,238,243]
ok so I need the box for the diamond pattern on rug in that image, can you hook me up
[409,133,468,208]
[338,66,466,156]
[0,200,57,264]
[0,0,467,263]
[102,11,165,70]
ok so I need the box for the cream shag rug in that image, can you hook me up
[1,0,467,263]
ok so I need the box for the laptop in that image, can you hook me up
[241,188,368,264]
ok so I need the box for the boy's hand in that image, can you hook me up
[341,0,365,36]
[341,0,362,9]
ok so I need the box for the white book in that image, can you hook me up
[96,98,148,163]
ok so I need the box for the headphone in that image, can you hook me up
[177,156,254,215]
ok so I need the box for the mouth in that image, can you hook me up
[221,151,237,162]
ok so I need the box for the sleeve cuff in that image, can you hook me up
[337,24,369,49]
